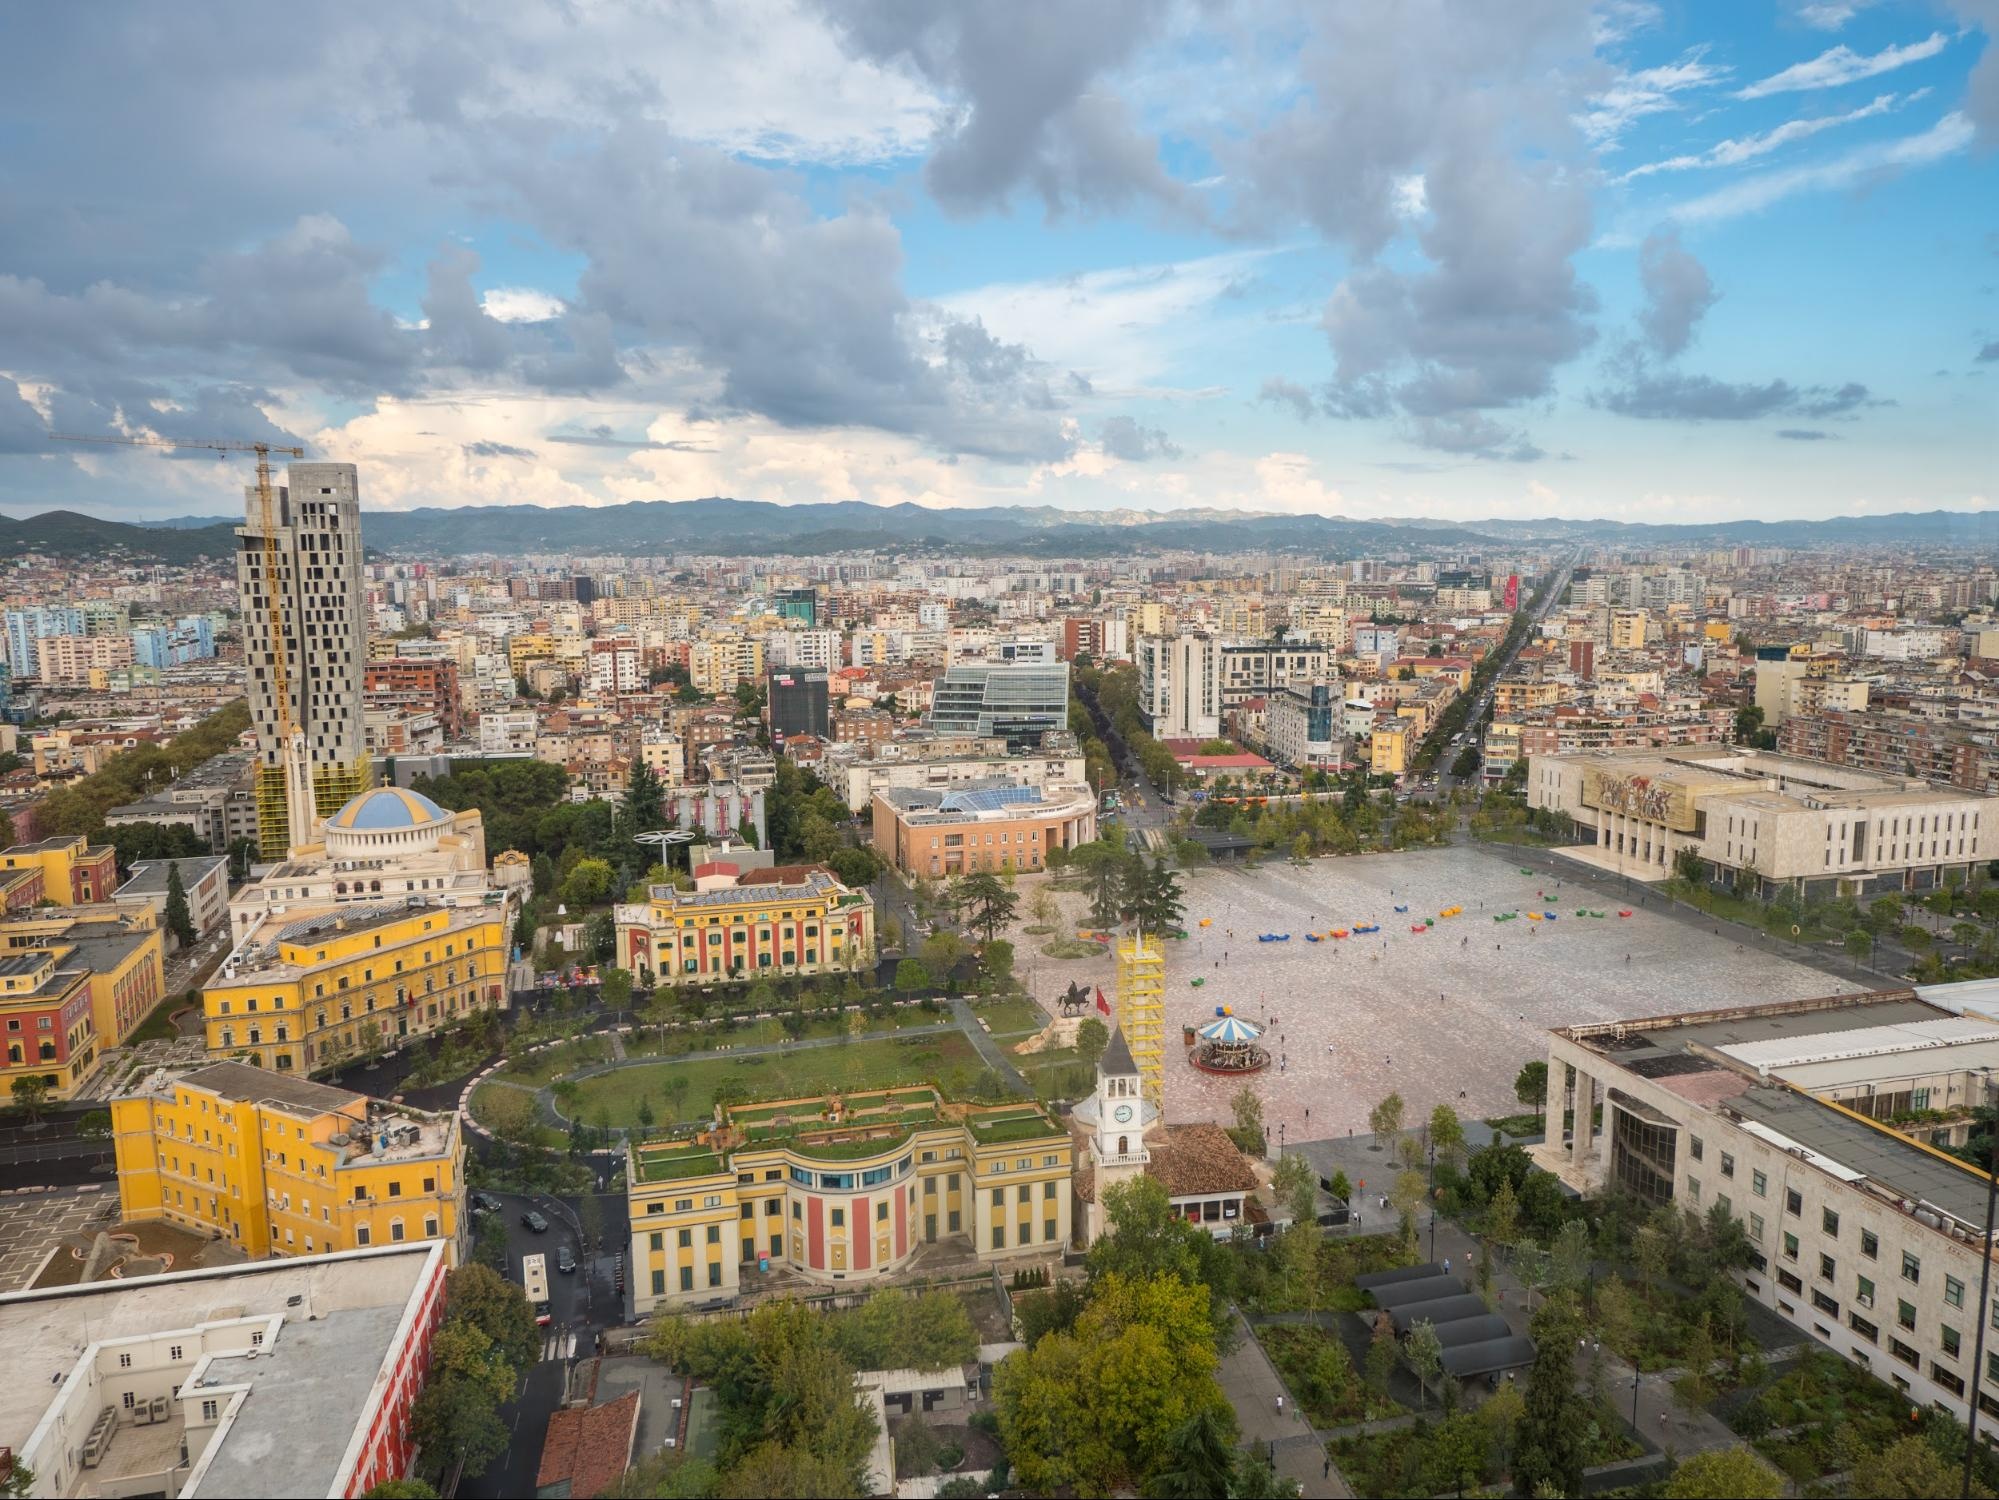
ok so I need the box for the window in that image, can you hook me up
[202,1399,219,1421]
[1749,1212,1765,1242]
[992,1224,1005,1249]
[1044,1181,1058,1200]
[1902,1251,1921,1285]
[1689,1135,1703,1161]
[831,1209,844,1228]
[1862,1228,1879,1259]
[1898,1299,1917,1331]
[1785,1187,1802,1216]
[1783,1232,1799,1261]
[1720,1152,1734,1179]
[1891,1338,1920,1369]
[1947,1275,1965,1310]
[1822,1207,1839,1237]
[991,1188,1003,1208]
[706,1225,720,1244]
[118,1352,132,1369]
[680,1266,694,1292]
[677,1229,692,1248]
[876,1201,889,1222]
[1858,1275,1875,1307]
[356,1226,371,1245]
[1851,1313,1878,1344]
[1752,1169,1768,1197]
[709,1263,722,1288]
[649,1232,663,1251]
[1819,1254,1836,1282]
[1944,1325,1962,1358]
[651,1269,665,1296]
[1686,1176,1702,1203]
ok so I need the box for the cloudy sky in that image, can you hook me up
[1,0,1994,525]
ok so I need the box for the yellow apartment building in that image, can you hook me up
[202,898,511,1074]
[0,945,98,1098]
[0,908,166,1051]
[1370,720,1411,777]
[0,834,121,908]
[112,1061,466,1263]
[627,1087,1072,1313]
[613,861,873,988]
[689,635,765,695]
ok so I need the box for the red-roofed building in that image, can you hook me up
[1170,749,1277,784]
[535,1392,641,1499]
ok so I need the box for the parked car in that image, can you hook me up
[556,1245,576,1273]
[471,1192,503,1215]
[521,1210,549,1233]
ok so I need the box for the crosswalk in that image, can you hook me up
[540,1329,579,1362]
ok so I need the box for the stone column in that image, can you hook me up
[1570,1071,1596,1168]
[1543,1057,1566,1145]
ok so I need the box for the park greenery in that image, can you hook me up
[642,1290,977,1498]
[410,1266,539,1487]
[30,698,250,840]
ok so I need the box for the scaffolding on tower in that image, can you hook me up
[1116,928,1165,1108]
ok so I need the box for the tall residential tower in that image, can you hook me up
[237,462,370,856]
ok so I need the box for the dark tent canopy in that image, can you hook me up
[1386,1294,1490,1334]
[1369,1275,1466,1309]
[1438,1336,1538,1379]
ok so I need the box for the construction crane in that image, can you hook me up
[51,433,311,847]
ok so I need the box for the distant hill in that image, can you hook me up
[0,509,239,565]
[2,497,1994,560]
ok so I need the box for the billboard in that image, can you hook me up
[1503,574,1520,611]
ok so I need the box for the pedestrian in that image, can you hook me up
[1276,1395,1285,1417]
[1444,1256,1451,1274]
[1324,1457,1331,1480]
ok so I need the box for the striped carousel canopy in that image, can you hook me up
[1197,1014,1262,1043]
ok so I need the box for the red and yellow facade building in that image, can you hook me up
[0,834,119,908]
[627,1087,1071,1312]
[613,861,873,988]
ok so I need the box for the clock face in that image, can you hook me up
[1113,1104,1133,1124]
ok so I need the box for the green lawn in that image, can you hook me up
[126,993,191,1045]
[974,996,1050,1038]
[568,1032,989,1126]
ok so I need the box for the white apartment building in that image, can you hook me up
[1535,984,1999,1430]
[1528,745,1997,895]
[768,628,842,671]
[1137,633,1222,740]
[477,710,539,755]
[587,640,643,697]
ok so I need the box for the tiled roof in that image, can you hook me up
[1148,1122,1259,1198]
[535,1392,640,1499]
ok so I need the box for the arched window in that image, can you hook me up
[1117,1135,1128,1156]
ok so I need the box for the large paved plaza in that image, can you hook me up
[1138,846,1868,1139]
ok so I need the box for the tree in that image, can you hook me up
[1548,1218,1591,1295]
[1406,1319,1445,1411]
[1132,857,1185,932]
[1368,1091,1405,1149]
[1272,1151,1317,1227]
[361,1483,438,1500]
[413,1375,510,1481]
[951,871,1020,944]
[600,966,633,1020]
[1425,1409,1490,1496]
[1230,1085,1266,1156]
[10,1074,51,1126]
[532,851,557,898]
[1148,1406,1236,1499]
[1663,1446,1784,1499]
[1850,1435,1966,1500]
[445,1263,541,1372]
[559,857,615,910]
[1485,1175,1519,1248]
[162,861,197,948]
[893,958,930,996]
[1511,1297,1589,1499]
[584,910,617,966]
[1328,1169,1351,1204]
[1076,1015,1110,1069]
[1391,1169,1428,1251]
[623,759,666,836]
[982,937,1016,988]
[430,1320,518,1408]
[1513,1061,1548,1110]
[1430,1103,1467,1169]
[1846,927,1874,962]
[636,1095,655,1131]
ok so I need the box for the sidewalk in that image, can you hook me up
[1219,1309,1351,1498]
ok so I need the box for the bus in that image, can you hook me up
[521,1252,551,1327]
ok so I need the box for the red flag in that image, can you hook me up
[1095,986,1111,1016]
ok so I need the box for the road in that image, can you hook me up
[1434,552,1578,798]
[459,1184,631,1500]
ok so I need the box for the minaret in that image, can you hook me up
[284,728,318,857]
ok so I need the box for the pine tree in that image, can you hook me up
[623,760,665,836]
[162,862,196,949]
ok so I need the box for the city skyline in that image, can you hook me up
[0,2,1994,529]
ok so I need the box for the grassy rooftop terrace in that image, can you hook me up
[632,1145,730,1184]
[967,1106,1067,1144]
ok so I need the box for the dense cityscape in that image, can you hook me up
[3,3,1997,1498]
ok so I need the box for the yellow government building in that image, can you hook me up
[627,1087,1071,1313]
[201,786,513,1074]
[112,1060,467,1262]
[613,858,874,988]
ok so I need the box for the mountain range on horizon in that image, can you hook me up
[4,496,1996,564]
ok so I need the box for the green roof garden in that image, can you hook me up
[632,1146,730,1184]
[968,1107,1066,1145]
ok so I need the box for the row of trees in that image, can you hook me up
[1064,839,1185,931]
[409,1266,541,1486]
[32,698,251,839]
[637,1289,978,1497]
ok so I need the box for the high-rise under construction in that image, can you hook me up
[237,462,370,857]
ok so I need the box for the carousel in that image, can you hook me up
[1186,1007,1271,1076]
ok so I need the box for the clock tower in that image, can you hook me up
[1073,1024,1158,1244]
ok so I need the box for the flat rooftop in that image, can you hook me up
[0,1246,436,1471]
[188,1302,407,1498]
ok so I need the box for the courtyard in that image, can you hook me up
[1023,844,1869,1140]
